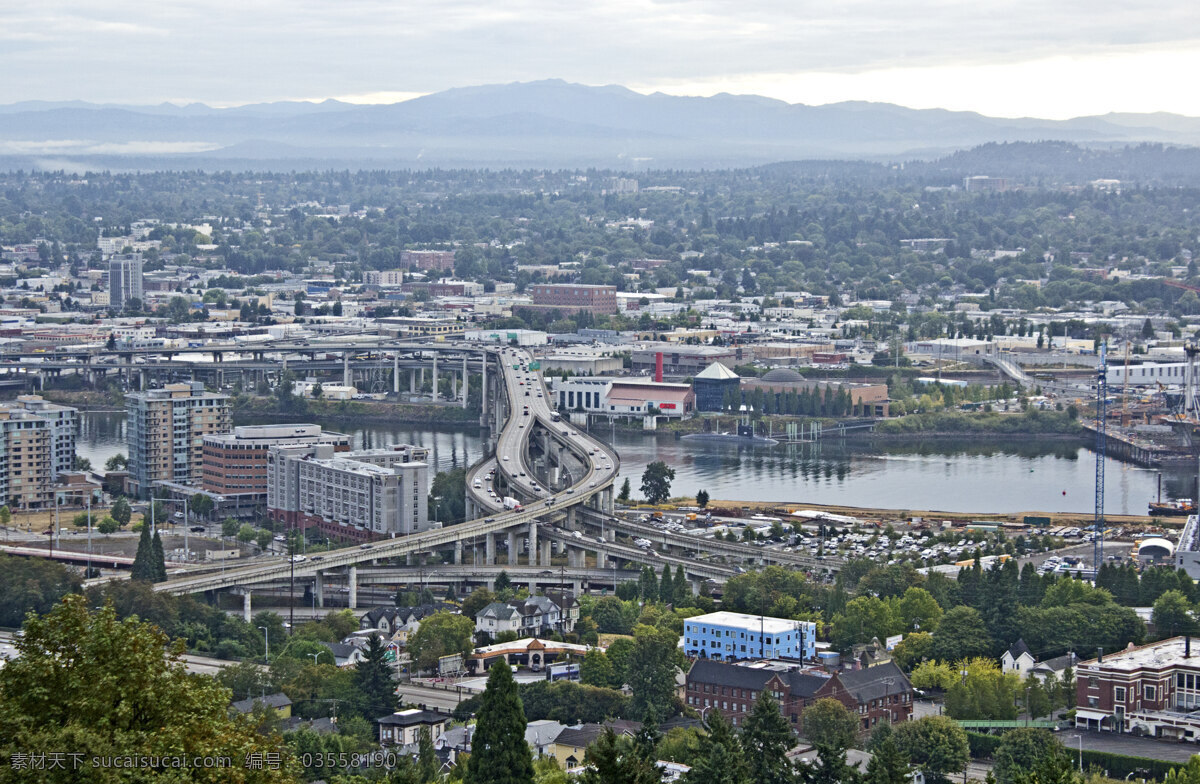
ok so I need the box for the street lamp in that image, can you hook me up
[1070,734,1083,772]
[309,651,324,666]
[258,626,270,664]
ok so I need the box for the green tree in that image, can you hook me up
[993,729,1069,784]
[151,528,167,582]
[893,716,969,784]
[222,517,240,538]
[417,725,440,783]
[462,588,498,620]
[896,587,943,633]
[130,518,157,582]
[832,596,896,651]
[696,490,710,509]
[190,493,215,520]
[466,663,534,784]
[255,530,273,551]
[619,478,632,503]
[930,606,992,661]
[0,553,82,627]
[409,612,474,672]
[865,735,911,784]
[355,633,398,720]
[104,453,128,472]
[801,698,859,749]
[1152,589,1197,636]
[640,461,676,505]
[110,496,132,526]
[96,516,119,535]
[237,524,257,543]
[581,649,617,689]
[659,564,675,604]
[0,506,9,527]
[742,691,795,784]
[0,595,293,783]
[686,712,747,784]
[627,624,679,719]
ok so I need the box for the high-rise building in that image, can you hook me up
[108,253,144,310]
[201,424,351,508]
[126,382,231,498]
[6,395,79,479]
[0,408,53,509]
[267,443,430,543]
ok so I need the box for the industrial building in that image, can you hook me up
[528,284,618,315]
[125,382,231,498]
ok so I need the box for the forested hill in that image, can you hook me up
[757,142,1200,187]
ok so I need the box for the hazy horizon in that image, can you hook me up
[4,2,1200,119]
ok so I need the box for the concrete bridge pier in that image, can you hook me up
[450,371,457,402]
[540,539,551,566]
[314,571,324,608]
[454,540,463,565]
[348,566,358,609]
[410,370,416,394]
[394,356,400,394]
[486,533,496,565]
[432,355,438,400]
[462,356,469,408]
[507,531,517,565]
[528,523,539,566]
[343,353,351,386]
[243,591,252,623]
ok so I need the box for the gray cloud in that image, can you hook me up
[1,0,1198,107]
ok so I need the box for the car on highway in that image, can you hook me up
[189,526,205,533]
[359,543,373,550]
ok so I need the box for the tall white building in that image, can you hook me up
[10,395,79,479]
[108,254,144,310]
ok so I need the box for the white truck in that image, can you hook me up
[502,497,523,511]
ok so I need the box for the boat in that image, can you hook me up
[1148,498,1196,516]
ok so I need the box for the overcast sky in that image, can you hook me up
[4,1,1200,118]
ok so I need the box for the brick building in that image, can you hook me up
[685,659,913,732]
[529,284,617,315]
[1074,637,1200,740]
[201,424,351,507]
[400,250,456,273]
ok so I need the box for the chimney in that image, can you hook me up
[1096,647,1103,664]
[1188,636,1192,658]
[655,352,663,383]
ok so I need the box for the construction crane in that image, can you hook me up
[1094,341,1107,570]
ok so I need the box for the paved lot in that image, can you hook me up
[1065,729,1199,763]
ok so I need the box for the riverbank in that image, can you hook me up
[231,395,483,427]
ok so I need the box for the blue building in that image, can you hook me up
[683,611,816,662]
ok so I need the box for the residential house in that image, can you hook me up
[230,692,292,720]
[1002,639,1037,679]
[377,709,450,748]
[548,722,639,768]
[475,602,522,637]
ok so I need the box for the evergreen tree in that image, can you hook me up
[866,736,911,784]
[130,521,155,582]
[355,634,397,721]
[659,565,674,604]
[674,565,690,606]
[467,663,534,784]
[741,691,795,784]
[687,713,747,784]
[151,528,167,582]
[417,725,440,783]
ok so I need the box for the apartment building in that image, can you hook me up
[201,424,351,505]
[400,250,456,273]
[364,269,405,286]
[529,284,618,315]
[126,382,231,498]
[684,612,817,661]
[266,443,430,542]
[108,253,144,310]
[1074,637,1200,740]
[685,658,913,731]
[6,395,78,479]
[0,408,53,509]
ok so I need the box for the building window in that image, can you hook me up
[1145,685,1157,701]
[1115,687,1126,703]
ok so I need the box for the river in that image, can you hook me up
[76,412,1190,516]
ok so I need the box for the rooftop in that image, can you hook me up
[1079,636,1200,672]
[684,611,807,636]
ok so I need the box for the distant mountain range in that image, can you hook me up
[2,79,1199,171]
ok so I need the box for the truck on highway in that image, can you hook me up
[502,497,523,511]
